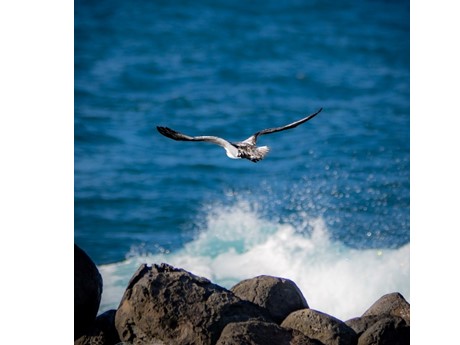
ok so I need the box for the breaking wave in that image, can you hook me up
[98,200,409,320]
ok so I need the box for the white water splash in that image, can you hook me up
[99,200,409,320]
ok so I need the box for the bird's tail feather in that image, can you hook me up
[257,146,270,158]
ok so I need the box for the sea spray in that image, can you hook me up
[98,200,409,320]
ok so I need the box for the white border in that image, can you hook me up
[0,1,73,342]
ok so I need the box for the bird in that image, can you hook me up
[156,108,322,163]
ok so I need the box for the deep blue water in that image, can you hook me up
[75,0,409,318]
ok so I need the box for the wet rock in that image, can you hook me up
[281,308,357,345]
[216,320,323,345]
[115,263,271,345]
[231,275,309,324]
[74,309,120,345]
[361,293,410,324]
[74,244,103,340]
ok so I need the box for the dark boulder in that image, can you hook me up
[216,320,324,345]
[115,263,271,345]
[281,308,357,345]
[74,244,103,340]
[345,293,410,344]
[231,275,309,324]
[361,293,410,324]
[356,316,409,345]
[74,309,121,345]
[345,316,384,337]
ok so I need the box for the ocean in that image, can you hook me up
[75,0,409,320]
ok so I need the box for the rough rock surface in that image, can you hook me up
[281,308,357,345]
[361,293,410,324]
[74,309,120,345]
[74,250,410,345]
[231,275,309,324]
[75,244,103,340]
[356,316,409,345]
[216,320,324,345]
[345,316,384,337]
[114,263,271,345]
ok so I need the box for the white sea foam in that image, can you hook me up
[98,200,409,320]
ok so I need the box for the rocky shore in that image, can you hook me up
[74,244,410,345]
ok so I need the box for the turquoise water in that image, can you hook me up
[75,0,409,320]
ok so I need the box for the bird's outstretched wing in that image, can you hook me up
[243,108,323,145]
[156,126,239,158]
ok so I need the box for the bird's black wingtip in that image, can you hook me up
[306,107,323,120]
[156,126,169,133]
[156,126,183,140]
[156,126,170,137]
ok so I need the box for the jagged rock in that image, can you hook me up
[74,309,120,345]
[356,316,409,345]
[231,275,309,324]
[281,309,357,345]
[75,244,103,340]
[216,320,324,345]
[361,293,410,324]
[115,263,271,345]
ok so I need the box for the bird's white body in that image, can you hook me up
[224,147,239,159]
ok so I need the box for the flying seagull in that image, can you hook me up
[157,108,322,163]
